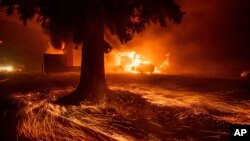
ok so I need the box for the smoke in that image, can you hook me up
[1,0,249,75]
[105,0,250,77]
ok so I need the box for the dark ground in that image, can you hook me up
[0,72,250,141]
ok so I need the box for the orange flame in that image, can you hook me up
[106,51,171,74]
[117,51,152,73]
[45,41,64,54]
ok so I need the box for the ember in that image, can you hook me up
[12,89,152,141]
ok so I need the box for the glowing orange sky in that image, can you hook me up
[0,0,250,76]
[105,0,250,75]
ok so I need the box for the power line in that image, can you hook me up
[0,11,42,32]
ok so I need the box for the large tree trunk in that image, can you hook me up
[75,29,108,102]
[57,19,108,105]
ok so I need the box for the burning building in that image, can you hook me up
[43,54,67,73]
[43,42,81,73]
[43,40,169,74]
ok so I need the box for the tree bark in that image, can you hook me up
[75,17,108,102]
[75,29,108,102]
[57,19,108,105]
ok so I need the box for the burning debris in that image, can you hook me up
[105,50,170,74]
[43,42,67,73]
[159,53,170,71]
[117,51,153,73]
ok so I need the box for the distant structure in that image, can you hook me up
[43,54,67,73]
[43,42,81,73]
[65,43,82,71]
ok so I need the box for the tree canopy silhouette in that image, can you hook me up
[1,0,184,104]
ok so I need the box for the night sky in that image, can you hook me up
[0,0,250,76]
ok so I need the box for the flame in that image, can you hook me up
[45,41,64,54]
[117,51,152,73]
[157,53,170,73]
[61,42,65,50]
[105,51,170,74]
